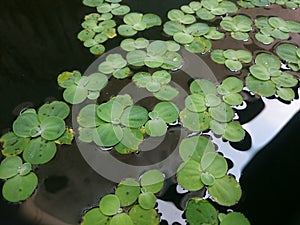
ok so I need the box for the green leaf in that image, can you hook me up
[271,72,298,88]
[245,75,276,97]
[121,38,136,51]
[63,85,88,104]
[276,43,299,64]
[113,67,131,79]
[86,73,108,91]
[211,50,226,64]
[152,70,171,84]
[142,13,162,29]
[145,118,167,137]
[132,72,151,87]
[120,106,148,128]
[161,51,183,70]
[152,102,179,123]
[40,117,65,141]
[208,175,242,206]
[167,9,184,21]
[255,53,281,69]
[126,50,147,67]
[153,85,179,101]
[0,132,30,156]
[78,29,96,42]
[118,24,137,37]
[138,192,156,210]
[13,111,40,138]
[185,94,207,113]
[55,128,74,145]
[179,136,215,162]
[115,178,140,207]
[196,8,215,20]
[99,194,121,216]
[185,37,211,54]
[93,123,123,147]
[217,76,243,95]
[0,156,22,179]
[255,33,274,44]
[23,138,56,165]
[185,198,218,225]
[57,70,81,88]
[177,160,203,191]
[200,152,228,178]
[223,93,243,106]
[124,12,143,25]
[208,103,234,123]
[173,32,194,45]
[111,5,130,16]
[79,127,95,143]
[190,79,217,96]
[18,162,32,176]
[210,120,227,136]
[118,128,143,151]
[77,104,104,128]
[140,170,164,194]
[81,208,111,225]
[129,205,160,225]
[38,101,69,122]
[286,20,300,33]
[2,172,38,202]
[186,23,210,36]
[110,213,134,225]
[220,212,250,225]
[97,101,123,123]
[204,27,225,40]
[200,172,215,186]
[180,109,211,132]
[83,0,104,7]
[276,87,295,101]
[205,94,221,107]
[225,59,243,71]
[163,21,185,36]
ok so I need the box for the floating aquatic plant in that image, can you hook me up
[163,11,224,53]
[123,39,183,70]
[81,170,164,225]
[98,53,131,79]
[117,12,162,37]
[180,78,245,142]
[77,94,148,154]
[0,155,38,202]
[132,70,179,101]
[276,43,300,71]
[270,0,300,8]
[210,49,253,71]
[195,0,238,21]
[57,70,108,104]
[254,16,300,44]
[177,136,242,206]
[246,52,298,101]
[237,0,271,8]
[145,102,179,137]
[220,15,253,41]
[185,198,250,225]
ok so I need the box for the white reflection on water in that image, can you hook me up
[213,89,300,181]
[157,199,186,225]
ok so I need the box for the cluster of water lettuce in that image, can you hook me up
[81,170,164,225]
[1,0,300,224]
[238,0,300,8]
[0,101,73,202]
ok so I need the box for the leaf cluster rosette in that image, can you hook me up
[245,52,298,101]
[163,9,225,53]
[77,94,148,154]
[176,136,242,206]
[117,12,162,37]
[57,70,108,104]
[220,15,253,41]
[185,198,250,225]
[145,102,179,137]
[79,0,131,55]
[254,16,300,44]
[98,53,131,79]
[0,156,38,202]
[132,70,179,101]
[211,49,253,71]
[0,101,73,202]
[238,0,300,8]
[122,39,183,70]
[180,78,245,142]
[81,170,164,225]
[276,43,300,71]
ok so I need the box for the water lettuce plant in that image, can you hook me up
[220,15,253,41]
[81,170,164,225]
[180,78,245,142]
[185,198,250,225]
[276,43,300,72]
[210,49,253,71]
[245,52,298,101]
[0,101,73,202]
[177,136,242,206]
[254,16,300,44]
[2,0,300,224]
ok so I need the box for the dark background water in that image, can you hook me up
[1,0,300,225]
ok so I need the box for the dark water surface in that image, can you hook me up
[1,1,300,225]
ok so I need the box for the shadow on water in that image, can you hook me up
[1,0,300,225]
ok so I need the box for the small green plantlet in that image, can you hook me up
[81,170,164,225]
[246,53,298,101]
[276,43,300,72]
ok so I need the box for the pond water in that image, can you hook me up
[1,0,300,225]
